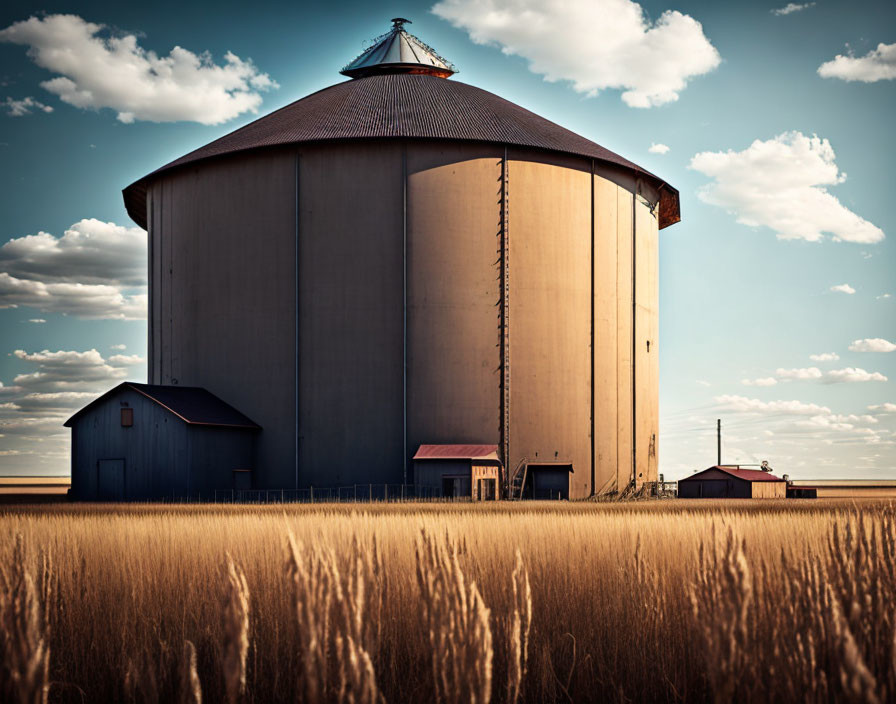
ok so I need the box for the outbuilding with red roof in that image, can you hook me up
[678,465,786,499]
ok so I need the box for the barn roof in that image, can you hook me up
[122,73,680,230]
[64,383,260,429]
[682,466,784,482]
[413,444,500,462]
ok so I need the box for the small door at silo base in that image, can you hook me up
[97,459,125,500]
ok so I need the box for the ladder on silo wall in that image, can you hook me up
[509,457,528,500]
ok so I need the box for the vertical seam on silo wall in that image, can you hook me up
[402,143,408,486]
[147,189,154,384]
[500,146,510,492]
[631,185,637,490]
[590,160,595,497]
[293,151,301,491]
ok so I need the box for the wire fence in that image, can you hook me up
[208,484,456,504]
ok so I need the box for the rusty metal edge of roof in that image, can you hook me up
[121,77,681,231]
[123,137,681,231]
[63,382,261,430]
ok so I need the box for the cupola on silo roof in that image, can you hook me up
[341,18,457,78]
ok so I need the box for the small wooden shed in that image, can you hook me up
[65,383,260,500]
[413,445,501,500]
[678,465,786,499]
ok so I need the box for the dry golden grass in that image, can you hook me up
[0,499,893,703]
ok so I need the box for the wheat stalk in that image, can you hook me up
[178,640,202,704]
[222,553,250,704]
[0,534,51,704]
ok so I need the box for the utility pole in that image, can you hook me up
[717,418,721,465]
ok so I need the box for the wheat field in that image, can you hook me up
[1,500,894,703]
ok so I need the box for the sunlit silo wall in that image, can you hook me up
[142,136,661,498]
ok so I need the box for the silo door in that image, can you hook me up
[97,459,125,500]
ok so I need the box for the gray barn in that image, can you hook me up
[65,383,259,500]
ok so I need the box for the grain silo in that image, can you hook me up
[121,19,680,499]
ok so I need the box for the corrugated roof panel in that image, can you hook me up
[64,382,260,429]
[413,444,500,461]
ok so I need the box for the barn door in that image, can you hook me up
[97,459,125,500]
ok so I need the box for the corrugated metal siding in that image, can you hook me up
[124,74,679,230]
[70,388,255,500]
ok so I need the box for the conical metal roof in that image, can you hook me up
[341,18,456,79]
[122,74,680,230]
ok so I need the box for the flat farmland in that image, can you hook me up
[1,500,893,703]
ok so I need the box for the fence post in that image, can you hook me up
[369,484,372,502]
[310,486,314,503]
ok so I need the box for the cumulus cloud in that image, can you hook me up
[0,218,145,286]
[818,43,896,83]
[108,354,144,366]
[11,349,131,391]
[110,344,127,350]
[775,365,887,383]
[869,403,896,413]
[824,367,887,383]
[878,293,892,300]
[809,352,839,362]
[0,273,146,319]
[830,283,855,294]
[649,142,670,154]
[741,377,778,386]
[0,349,145,472]
[689,132,885,244]
[715,394,830,416]
[771,3,815,15]
[0,14,278,124]
[431,0,720,107]
[776,367,823,380]
[3,96,53,116]
[849,338,896,353]
[0,219,146,319]
[27,318,46,324]
[714,394,883,445]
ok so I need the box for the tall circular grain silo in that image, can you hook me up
[123,19,680,499]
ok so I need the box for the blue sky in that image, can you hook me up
[1,0,894,478]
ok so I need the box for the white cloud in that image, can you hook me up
[689,132,885,244]
[715,394,831,416]
[3,96,53,116]
[809,352,839,362]
[775,365,887,384]
[649,142,670,154]
[771,3,815,15]
[776,367,823,380]
[27,318,46,324]
[0,219,145,286]
[431,0,720,107]
[818,43,896,83]
[696,380,711,387]
[868,403,896,413]
[11,349,130,391]
[741,377,778,386]
[110,344,127,350]
[830,283,855,294]
[0,219,146,319]
[0,14,278,125]
[0,273,146,320]
[108,354,144,366]
[0,349,145,470]
[823,367,887,383]
[849,338,896,353]
[878,293,892,300]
